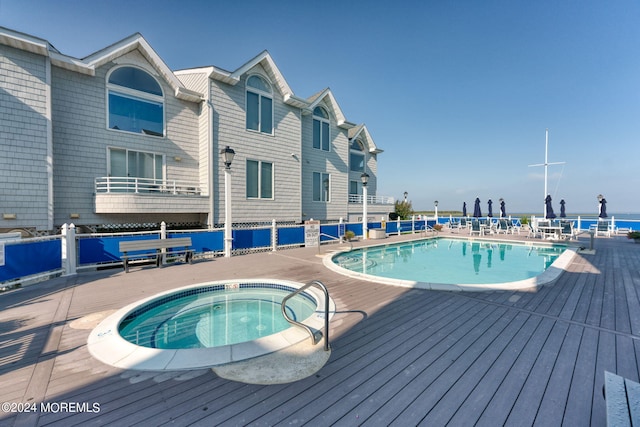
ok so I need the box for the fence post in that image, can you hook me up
[577,216,582,232]
[160,221,167,265]
[272,219,277,252]
[397,217,401,235]
[61,223,77,276]
[412,215,415,234]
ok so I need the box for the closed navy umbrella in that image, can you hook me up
[462,202,467,217]
[545,195,557,219]
[560,199,566,218]
[500,200,506,218]
[599,198,607,218]
[473,198,482,218]
[487,199,493,218]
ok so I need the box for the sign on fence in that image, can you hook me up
[304,220,320,247]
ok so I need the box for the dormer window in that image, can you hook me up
[107,66,164,137]
[313,106,330,151]
[350,140,365,172]
[246,75,273,134]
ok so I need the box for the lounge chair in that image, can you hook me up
[470,220,483,236]
[496,219,510,234]
[595,220,611,237]
[560,220,575,240]
[527,221,542,239]
[448,219,461,233]
[511,219,521,235]
[460,218,468,229]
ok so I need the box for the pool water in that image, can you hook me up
[331,238,565,285]
[119,287,317,349]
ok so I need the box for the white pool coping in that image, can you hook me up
[87,279,335,371]
[323,236,577,292]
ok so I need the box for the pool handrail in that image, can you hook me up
[281,280,330,352]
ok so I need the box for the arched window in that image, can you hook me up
[350,140,365,172]
[246,75,273,134]
[313,106,330,151]
[107,66,164,136]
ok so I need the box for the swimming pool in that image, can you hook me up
[88,279,335,371]
[326,237,576,291]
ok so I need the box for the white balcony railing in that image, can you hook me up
[348,194,395,205]
[95,177,202,196]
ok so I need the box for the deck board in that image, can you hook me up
[1,233,639,426]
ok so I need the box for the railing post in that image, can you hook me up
[412,215,415,234]
[61,223,77,276]
[160,221,167,265]
[577,216,582,232]
[272,219,277,252]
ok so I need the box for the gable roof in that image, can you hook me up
[0,26,203,103]
[180,50,308,109]
[83,33,203,102]
[306,88,356,130]
[0,26,93,75]
[349,124,383,154]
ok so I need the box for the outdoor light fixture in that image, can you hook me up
[360,172,369,187]
[403,191,408,202]
[434,200,438,207]
[221,146,235,257]
[2,213,16,220]
[220,146,235,170]
[597,194,603,203]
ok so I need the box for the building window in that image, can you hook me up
[350,180,359,195]
[246,159,273,199]
[313,107,330,151]
[107,66,164,136]
[350,140,365,172]
[313,172,330,202]
[246,75,273,134]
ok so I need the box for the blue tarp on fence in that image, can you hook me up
[169,231,224,253]
[78,234,158,265]
[0,240,62,282]
[277,227,304,246]
[233,228,272,250]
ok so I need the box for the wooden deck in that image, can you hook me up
[1,231,639,426]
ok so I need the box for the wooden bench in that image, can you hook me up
[119,237,194,273]
[604,371,640,426]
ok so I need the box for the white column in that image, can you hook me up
[271,219,277,252]
[61,223,77,276]
[362,184,368,240]
[224,167,232,257]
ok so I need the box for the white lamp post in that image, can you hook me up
[434,200,439,222]
[221,146,235,257]
[361,172,369,240]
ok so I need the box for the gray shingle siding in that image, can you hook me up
[1,28,387,233]
[0,45,50,231]
[209,68,302,224]
[51,50,201,227]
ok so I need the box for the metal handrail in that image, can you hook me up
[317,233,352,254]
[281,280,330,351]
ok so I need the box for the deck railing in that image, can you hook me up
[348,194,395,204]
[95,177,201,196]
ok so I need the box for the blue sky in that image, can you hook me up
[2,0,639,214]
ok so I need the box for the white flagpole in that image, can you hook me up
[528,129,565,218]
